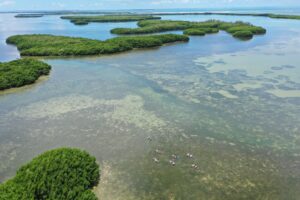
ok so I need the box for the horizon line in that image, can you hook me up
[1,6,300,13]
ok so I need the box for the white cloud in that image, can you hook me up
[0,0,15,7]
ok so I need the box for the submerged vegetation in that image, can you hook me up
[6,34,189,56]
[0,148,100,200]
[61,15,161,25]
[1,11,300,200]
[0,58,51,90]
[111,20,266,39]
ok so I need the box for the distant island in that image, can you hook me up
[12,11,132,16]
[6,19,266,58]
[15,14,44,18]
[11,11,300,21]
[6,34,189,56]
[0,58,51,91]
[61,15,161,25]
[147,12,300,20]
[202,12,300,20]
[111,20,266,40]
[0,148,100,200]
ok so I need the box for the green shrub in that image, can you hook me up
[0,58,51,90]
[183,27,219,36]
[183,29,205,36]
[6,34,189,57]
[226,26,266,34]
[232,31,254,40]
[0,148,100,200]
[199,28,219,34]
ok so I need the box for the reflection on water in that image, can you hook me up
[0,12,300,199]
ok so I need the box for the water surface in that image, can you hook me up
[0,12,300,199]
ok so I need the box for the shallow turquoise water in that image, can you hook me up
[0,12,300,199]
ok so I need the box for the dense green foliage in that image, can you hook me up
[0,58,51,90]
[110,19,266,40]
[6,34,189,56]
[183,27,219,35]
[0,148,100,200]
[225,25,266,34]
[232,31,254,40]
[183,29,205,36]
[15,14,44,18]
[61,15,161,25]
[200,27,219,34]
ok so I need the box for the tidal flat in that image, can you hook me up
[0,13,300,199]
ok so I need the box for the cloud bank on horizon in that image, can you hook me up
[0,0,299,10]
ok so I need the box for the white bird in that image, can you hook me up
[169,160,176,166]
[191,164,198,169]
[186,153,193,158]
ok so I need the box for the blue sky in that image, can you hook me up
[0,0,300,11]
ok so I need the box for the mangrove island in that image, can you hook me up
[61,15,161,25]
[0,58,51,90]
[139,12,300,20]
[0,148,100,200]
[111,19,266,40]
[6,34,189,56]
[15,14,44,18]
